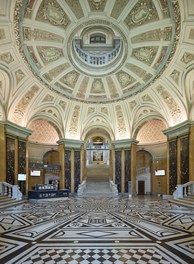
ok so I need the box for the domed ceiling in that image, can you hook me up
[16,0,179,103]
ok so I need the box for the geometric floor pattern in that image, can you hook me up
[0,195,194,263]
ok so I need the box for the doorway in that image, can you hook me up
[138,181,145,195]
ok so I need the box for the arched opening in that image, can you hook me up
[86,136,110,166]
[136,150,152,195]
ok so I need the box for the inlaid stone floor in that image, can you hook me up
[0,195,194,263]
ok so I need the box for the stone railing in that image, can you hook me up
[173,181,194,199]
[77,180,87,196]
[74,42,121,65]
[0,182,22,200]
[110,180,118,195]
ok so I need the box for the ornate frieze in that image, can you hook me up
[181,52,194,64]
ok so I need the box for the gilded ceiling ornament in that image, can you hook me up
[181,52,194,64]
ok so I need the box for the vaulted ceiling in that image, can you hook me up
[0,0,194,145]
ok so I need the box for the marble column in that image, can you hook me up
[0,121,31,192]
[57,139,84,193]
[0,123,6,182]
[164,121,191,194]
[112,139,138,194]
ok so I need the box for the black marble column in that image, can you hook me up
[169,140,177,194]
[74,150,80,192]
[125,149,131,192]
[18,140,26,195]
[65,150,71,190]
[115,151,122,192]
[180,136,189,184]
[6,137,15,185]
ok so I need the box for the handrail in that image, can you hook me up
[74,42,121,65]
[110,180,118,195]
[173,181,194,199]
[0,182,22,200]
[77,180,87,196]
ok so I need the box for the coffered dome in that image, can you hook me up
[16,0,179,103]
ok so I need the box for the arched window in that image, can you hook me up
[90,34,106,44]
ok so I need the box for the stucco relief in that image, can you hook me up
[181,52,194,64]
[59,100,66,111]
[101,107,108,115]
[88,0,106,11]
[87,107,95,116]
[117,71,135,88]
[0,29,5,40]
[60,71,79,88]
[37,1,70,28]
[42,94,54,102]
[170,70,180,84]
[91,79,105,94]
[125,0,158,29]
[12,85,39,124]
[129,100,137,111]
[39,47,62,63]
[0,52,14,64]
[15,69,25,85]
[115,105,127,138]
[68,105,80,137]
[133,47,157,65]
[156,85,183,124]
[142,94,153,102]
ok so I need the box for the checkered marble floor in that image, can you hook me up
[0,195,194,263]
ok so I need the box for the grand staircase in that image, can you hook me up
[0,195,26,209]
[79,164,117,196]
[168,195,194,208]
